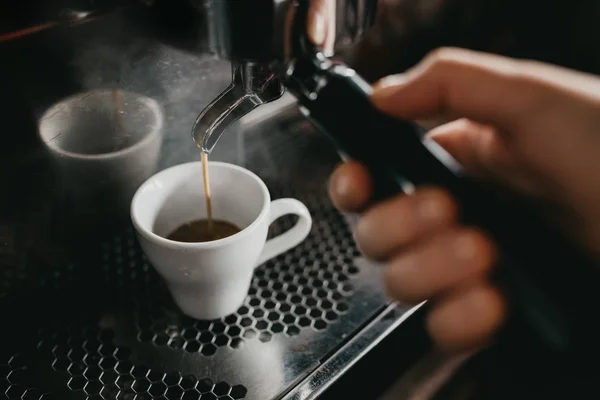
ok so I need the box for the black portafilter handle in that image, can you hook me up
[286,59,600,367]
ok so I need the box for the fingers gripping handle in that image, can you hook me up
[291,64,600,364]
[256,199,312,266]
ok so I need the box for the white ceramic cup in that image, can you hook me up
[38,89,164,228]
[131,161,312,320]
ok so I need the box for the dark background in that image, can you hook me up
[2,0,600,398]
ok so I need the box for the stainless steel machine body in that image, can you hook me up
[0,2,425,399]
[0,91,422,400]
[3,1,600,399]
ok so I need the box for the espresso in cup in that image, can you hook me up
[165,151,242,243]
[167,219,241,243]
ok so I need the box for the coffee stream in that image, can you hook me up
[111,89,125,151]
[200,150,213,232]
[165,147,245,243]
[165,150,241,243]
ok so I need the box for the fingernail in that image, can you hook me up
[374,74,407,89]
[352,228,362,252]
[371,74,407,104]
[354,216,371,254]
[332,172,351,199]
[371,74,407,97]
[308,12,326,45]
[417,195,445,221]
[453,233,479,262]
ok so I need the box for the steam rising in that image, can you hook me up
[64,11,332,177]
[67,12,232,168]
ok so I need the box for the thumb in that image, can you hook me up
[307,0,336,53]
[426,119,548,198]
[370,48,542,133]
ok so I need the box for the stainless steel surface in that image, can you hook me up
[0,99,419,399]
[333,0,378,53]
[0,2,418,399]
[283,300,423,400]
[204,0,291,62]
[4,2,600,399]
[190,0,379,157]
[205,0,378,62]
[378,350,474,400]
[193,61,284,153]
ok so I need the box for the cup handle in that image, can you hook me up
[255,198,312,267]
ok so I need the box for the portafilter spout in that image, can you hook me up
[191,60,284,153]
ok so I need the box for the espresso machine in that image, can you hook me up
[2,0,600,399]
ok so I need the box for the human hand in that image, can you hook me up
[306,0,336,54]
[328,47,600,352]
[284,0,335,59]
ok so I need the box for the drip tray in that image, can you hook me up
[0,101,418,399]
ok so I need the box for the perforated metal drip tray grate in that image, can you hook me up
[0,103,416,400]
